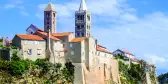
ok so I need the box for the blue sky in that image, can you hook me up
[0,0,168,75]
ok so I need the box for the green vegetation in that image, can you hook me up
[119,61,145,84]
[0,51,75,84]
[115,54,157,84]
[158,72,168,84]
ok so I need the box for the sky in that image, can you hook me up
[0,0,168,75]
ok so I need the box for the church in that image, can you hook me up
[11,0,133,84]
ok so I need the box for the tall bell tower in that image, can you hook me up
[75,0,91,37]
[44,2,56,33]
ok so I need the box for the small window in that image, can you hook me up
[37,49,41,55]
[81,25,84,28]
[62,40,65,42]
[70,43,73,48]
[82,33,84,36]
[81,15,84,20]
[63,44,65,47]
[87,15,90,21]
[47,12,50,18]
[47,26,50,29]
[78,25,80,29]
[27,49,32,55]
[47,21,49,24]
[77,32,80,36]
[77,15,80,20]
[53,13,55,17]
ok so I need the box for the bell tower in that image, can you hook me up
[44,2,56,33]
[75,0,91,37]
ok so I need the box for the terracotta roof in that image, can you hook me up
[97,45,112,54]
[122,50,134,56]
[52,32,73,37]
[36,30,60,40]
[69,37,86,42]
[16,34,44,40]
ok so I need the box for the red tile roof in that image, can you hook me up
[97,45,112,54]
[69,37,86,42]
[16,34,44,40]
[52,32,73,37]
[35,30,60,40]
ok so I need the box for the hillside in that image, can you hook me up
[0,51,75,84]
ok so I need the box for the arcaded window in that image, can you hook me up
[53,13,55,17]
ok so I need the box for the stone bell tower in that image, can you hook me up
[44,2,56,33]
[75,0,91,37]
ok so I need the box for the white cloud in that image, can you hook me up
[3,0,29,16]
[20,11,29,16]
[4,4,16,9]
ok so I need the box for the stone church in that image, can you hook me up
[12,0,121,84]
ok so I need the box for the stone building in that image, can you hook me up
[12,0,122,84]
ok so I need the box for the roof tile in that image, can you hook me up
[36,30,60,40]
[69,37,86,42]
[97,45,112,54]
[52,32,73,37]
[16,34,44,40]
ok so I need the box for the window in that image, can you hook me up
[27,49,32,55]
[47,21,49,24]
[82,33,84,37]
[77,32,80,36]
[77,15,80,20]
[81,15,84,20]
[63,44,65,47]
[81,25,84,28]
[37,49,41,55]
[62,40,65,42]
[87,15,90,21]
[77,25,80,29]
[46,12,50,18]
[70,43,73,48]
[53,13,55,17]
